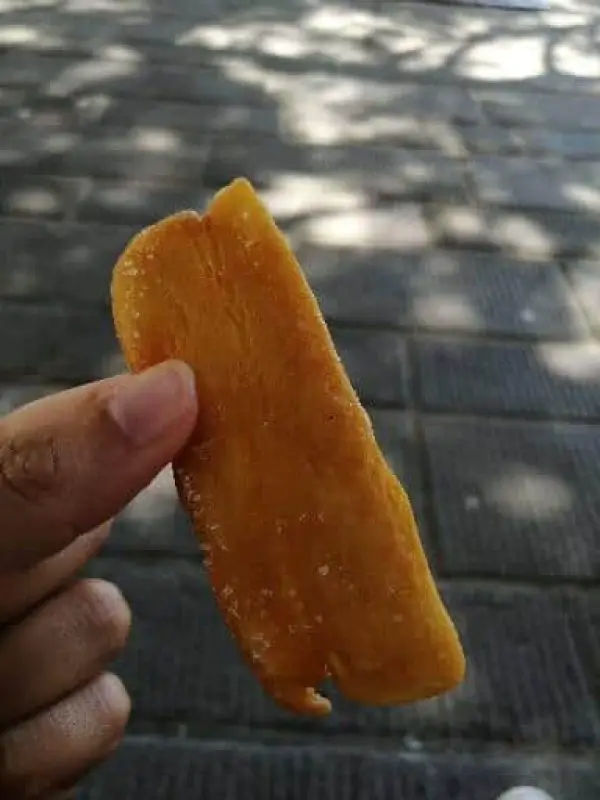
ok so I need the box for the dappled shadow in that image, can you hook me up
[0,0,599,773]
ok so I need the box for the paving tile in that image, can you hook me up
[302,248,588,339]
[47,133,212,184]
[425,202,499,252]
[474,88,600,131]
[204,140,468,202]
[292,205,432,252]
[0,301,71,377]
[0,49,76,89]
[85,559,600,747]
[81,739,600,800]
[59,61,272,108]
[472,156,579,212]
[0,307,122,385]
[0,103,83,170]
[427,203,600,261]
[424,417,600,580]
[0,173,87,220]
[0,220,133,306]
[0,88,25,113]
[417,339,600,420]
[200,135,310,190]
[310,148,467,203]
[41,308,125,382]
[565,590,600,704]
[331,327,409,407]
[109,468,199,556]
[369,410,429,554]
[489,207,600,260]
[461,124,520,156]
[514,129,600,160]
[566,260,600,335]
[78,177,210,226]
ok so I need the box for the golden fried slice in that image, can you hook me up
[111,178,465,715]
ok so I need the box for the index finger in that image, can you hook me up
[0,360,197,571]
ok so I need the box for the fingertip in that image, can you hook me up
[94,672,131,743]
[108,360,197,447]
[74,578,132,656]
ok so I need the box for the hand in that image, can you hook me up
[0,361,197,798]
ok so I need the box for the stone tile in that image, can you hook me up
[312,148,467,203]
[0,220,133,306]
[489,207,600,260]
[0,49,75,89]
[425,203,498,252]
[0,301,71,377]
[49,133,212,184]
[41,309,125,382]
[139,63,274,108]
[95,98,280,140]
[331,327,409,407]
[566,261,600,335]
[564,591,600,704]
[0,88,25,112]
[0,173,87,220]
[0,103,83,170]
[0,306,122,384]
[78,177,210,226]
[109,468,199,556]
[424,417,600,580]
[203,137,468,201]
[475,89,600,131]
[85,559,600,747]
[472,156,576,212]
[292,205,432,252]
[417,339,600,420]
[200,135,309,190]
[461,124,520,156]
[302,248,588,339]
[369,410,429,554]
[82,739,600,800]
[514,129,600,160]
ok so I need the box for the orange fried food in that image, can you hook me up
[111,178,465,715]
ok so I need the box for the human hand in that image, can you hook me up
[0,361,197,798]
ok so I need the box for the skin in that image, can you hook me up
[0,360,197,798]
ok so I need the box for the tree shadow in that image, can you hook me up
[0,0,599,764]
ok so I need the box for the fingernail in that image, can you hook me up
[108,361,196,445]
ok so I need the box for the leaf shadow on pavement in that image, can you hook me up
[0,0,599,795]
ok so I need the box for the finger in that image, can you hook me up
[0,360,197,571]
[0,579,130,729]
[0,672,130,799]
[0,522,112,626]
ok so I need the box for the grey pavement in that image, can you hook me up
[0,0,599,797]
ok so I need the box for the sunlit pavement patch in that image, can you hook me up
[430,0,548,9]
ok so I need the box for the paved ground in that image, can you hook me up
[1,0,599,797]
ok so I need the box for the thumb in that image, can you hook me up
[0,360,197,571]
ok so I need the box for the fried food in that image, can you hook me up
[111,178,465,715]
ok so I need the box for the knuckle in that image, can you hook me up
[0,430,62,506]
[71,580,131,657]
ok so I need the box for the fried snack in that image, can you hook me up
[111,178,465,715]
